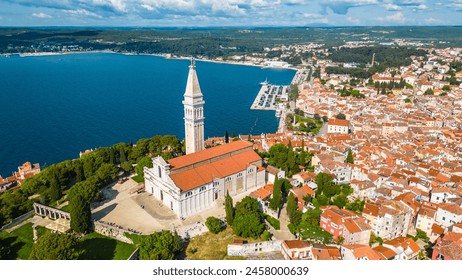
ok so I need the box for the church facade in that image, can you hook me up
[144,60,266,218]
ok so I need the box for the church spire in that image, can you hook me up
[183,58,205,155]
[184,58,203,100]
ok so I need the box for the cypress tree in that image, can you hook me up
[48,175,62,202]
[225,130,229,144]
[70,194,92,233]
[225,191,234,226]
[286,192,299,224]
[287,141,296,176]
[119,147,127,163]
[346,148,354,164]
[75,162,85,182]
[269,180,282,212]
[109,148,116,165]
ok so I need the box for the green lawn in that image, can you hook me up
[59,204,71,212]
[0,222,34,260]
[131,174,144,183]
[1,223,135,260]
[79,232,136,260]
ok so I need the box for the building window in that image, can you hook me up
[225,177,232,182]
[185,191,193,198]
[158,166,162,178]
[213,181,219,186]
[237,172,242,178]
[200,186,206,192]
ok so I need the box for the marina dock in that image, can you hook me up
[250,84,289,114]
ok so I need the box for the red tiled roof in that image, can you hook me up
[168,140,253,170]
[283,240,311,249]
[169,147,262,192]
[328,119,350,127]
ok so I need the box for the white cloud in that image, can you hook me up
[393,0,425,4]
[89,0,127,13]
[383,3,401,10]
[140,4,156,11]
[302,13,324,19]
[65,9,102,18]
[425,17,443,24]
[447,0,462,10]
[415,4,427,9]
[380,11,406,23]
[32,12,52,18]
[347,16,360,24]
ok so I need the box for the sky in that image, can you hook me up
[0,0,461,27]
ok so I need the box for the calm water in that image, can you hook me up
[0,53,294,176]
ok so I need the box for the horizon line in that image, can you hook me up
[1,25,462,29]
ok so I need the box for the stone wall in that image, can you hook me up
[228,240,283,257]
[93,221,134,244]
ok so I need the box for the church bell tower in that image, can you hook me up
[183,59,205,155]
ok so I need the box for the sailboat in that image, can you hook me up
[260,78,269,86]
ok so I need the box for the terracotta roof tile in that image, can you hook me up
[168,140,253,170]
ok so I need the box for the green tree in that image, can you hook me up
[332,195,347,209]
[205,216,223,234]
[119,146,127,163]
[286,141,297,176]
[30,232,83,260]
[442,85,451,91]
[233,196,265,238]
[138,230,182,260]
[269,180,282,212]
[95,163,119,184]
[139,230,182,260]
[0,237,11,259]
[225,191,234,226]
[404,98,412,103]
[315,172,333,195]
[69,194,92,233]
[48,174,62,202]
[225,130,229,144]
[336,113,346,120]
[233,212,265,238]
[286,192,297,220]
[75,161,85,182]
[345,198,365,214]
[346,149,354,164]
[135,156,153,179]
[424,88,434,95]
[120,161,132,173]
[297,139,307,166]
[235,196,260,217]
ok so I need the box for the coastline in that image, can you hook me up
[3,50,299,71]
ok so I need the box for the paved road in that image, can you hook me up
[316,121,328,137]
[271,203,296,241]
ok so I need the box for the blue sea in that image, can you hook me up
[0,53,295,176]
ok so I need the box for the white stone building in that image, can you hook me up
[144,141,266,218]
[144,61,265,218]
[327,118,350,134]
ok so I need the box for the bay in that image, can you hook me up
[0,53,295,176]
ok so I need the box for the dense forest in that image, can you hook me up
[325,46,428,78]
[0,135,183,228]
[1,26,461,58]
